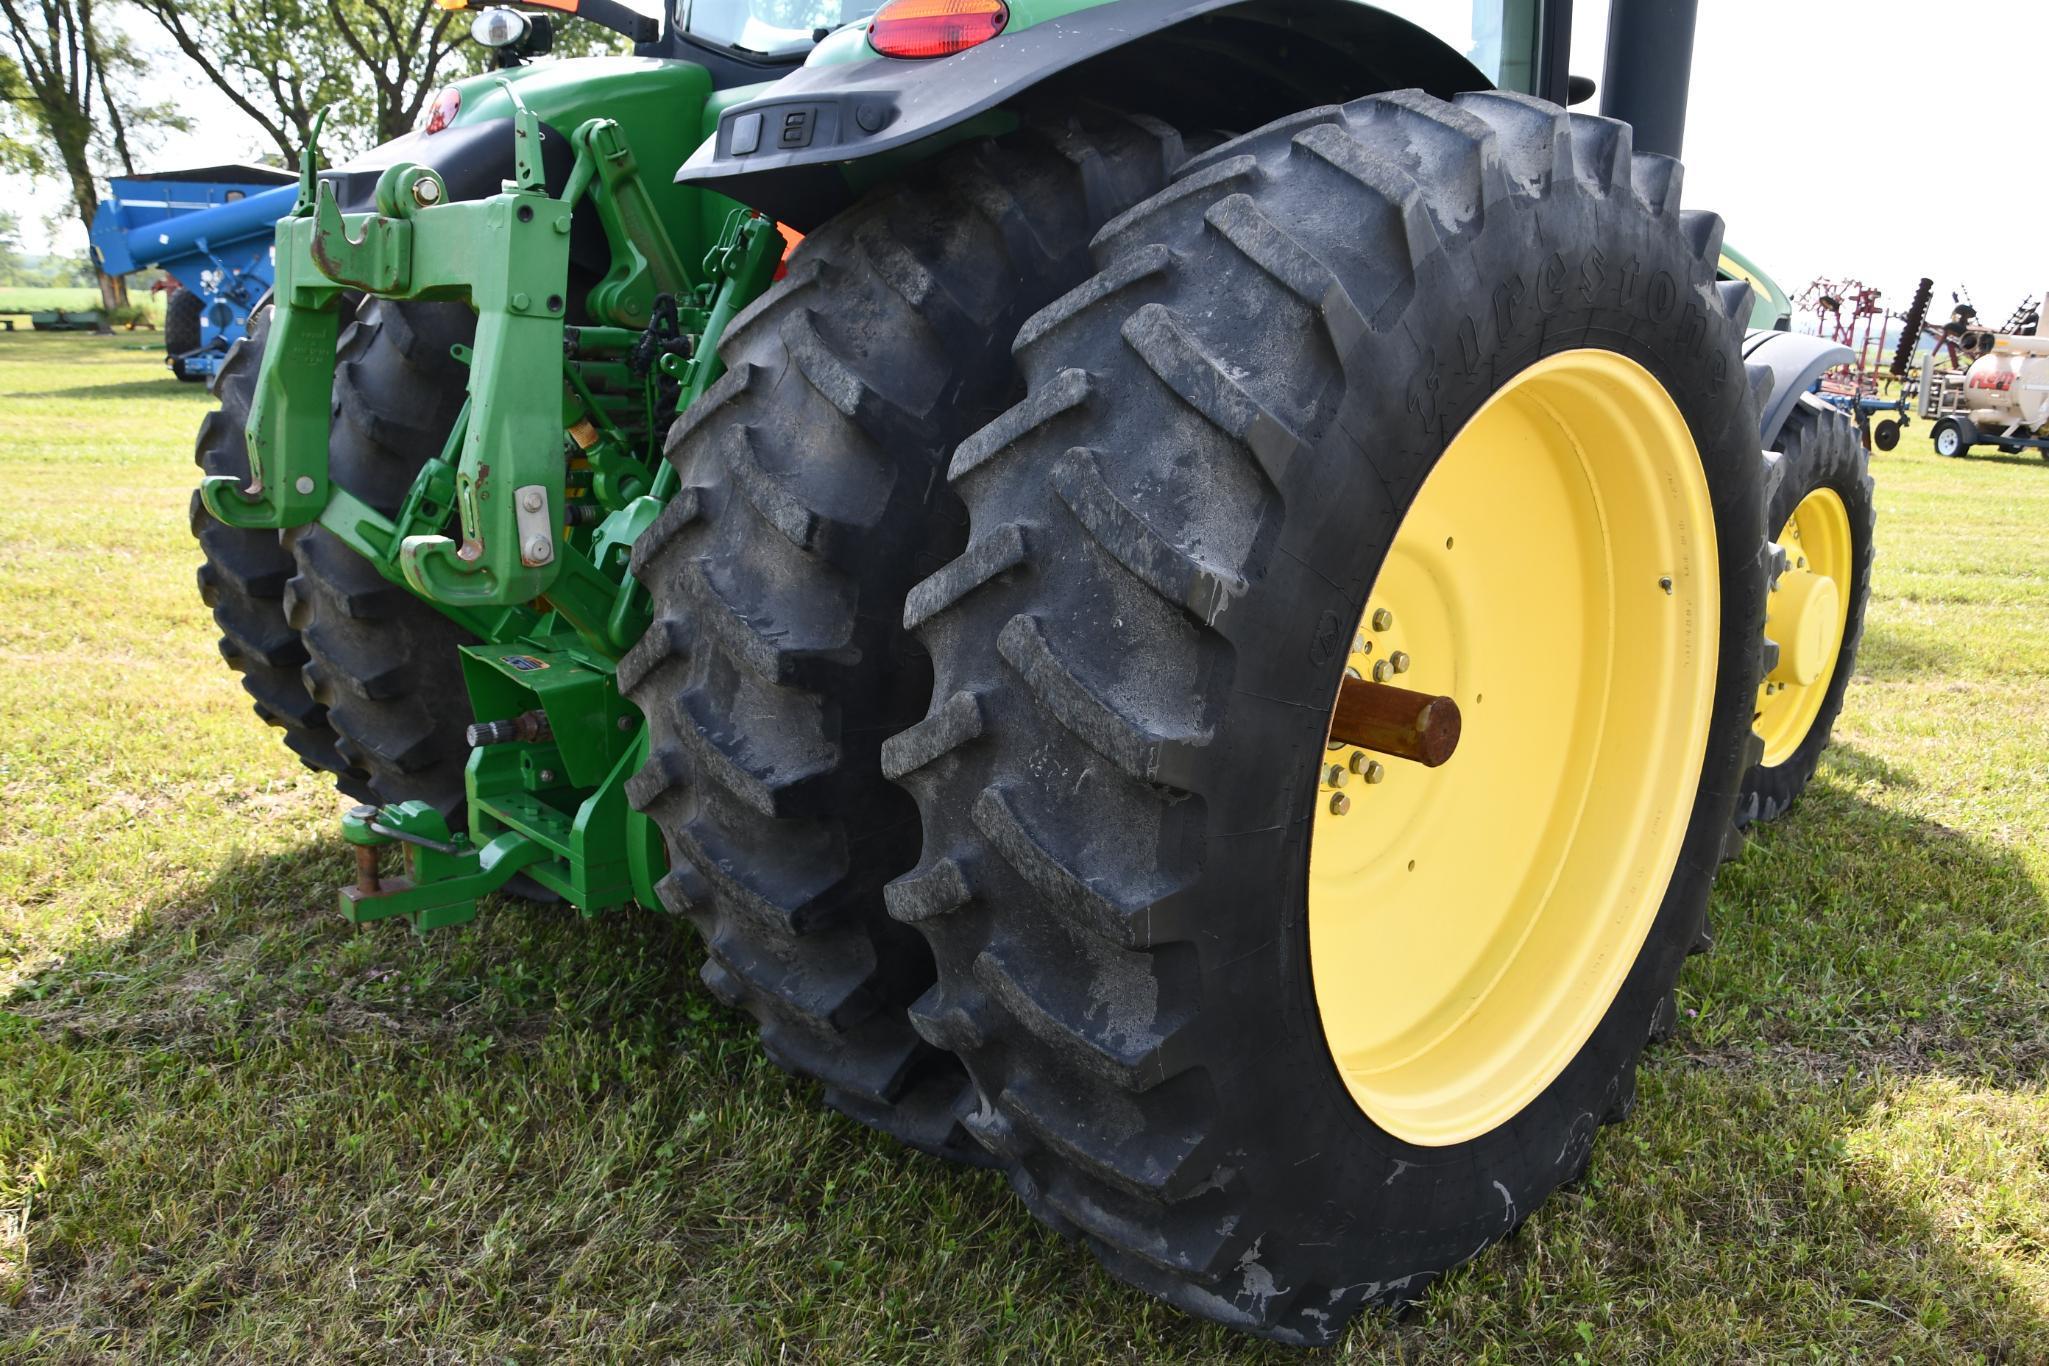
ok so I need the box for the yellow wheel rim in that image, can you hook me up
[1308,349,1720,1148]
[1754,488,1853,766]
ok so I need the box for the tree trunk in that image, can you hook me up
[63,155,120,334]
[96,270,130,325]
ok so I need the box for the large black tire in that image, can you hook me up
[193,298,478,815]
[1737,398,1875,825]
[622,110,1188,1158]
[192,315,354,781]
[281,298,480,818]
[885,91,1771,1342]
[165,288,203,382]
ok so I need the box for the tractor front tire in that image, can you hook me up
[1740,398,1875,824]
[623,109,1189,1158]
[888,91,1770,1342]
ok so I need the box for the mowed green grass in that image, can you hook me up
[0,330,2044,1361]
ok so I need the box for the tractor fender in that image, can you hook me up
[1744,329,1855,450]
[677,0,1490,229]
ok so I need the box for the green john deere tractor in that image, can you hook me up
[192,0,1876,1342]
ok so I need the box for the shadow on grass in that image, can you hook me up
[3,775,2045,1357]
[1853,619,1949,684]
[15,377,208,402]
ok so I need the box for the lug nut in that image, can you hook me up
[1326,764,1347,787]
[1353,632,1369,654]
[1372,659,1392,682]
[1372,608,1394,632]
[1329,792,1351,815]
[1362,760,1386,784]
[1390,651,1411,674]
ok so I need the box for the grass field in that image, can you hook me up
[0,330,2044,1360]
[0,288,161,330]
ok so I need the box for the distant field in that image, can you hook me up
[0,287,101,316]
[0,332,2044,1359]
[0,287,166,331]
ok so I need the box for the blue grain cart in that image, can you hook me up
[89,163,296,381]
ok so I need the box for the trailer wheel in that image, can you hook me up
[1932,417,1967,457]
[1739,399,1875,824]
[165,289,204,382]
[624,109,1187,1159]
[1873,417,1899,451]
[887,91,1768,1342]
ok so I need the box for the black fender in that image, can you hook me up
[677,0,1490,228]
[1744,329,1854,450]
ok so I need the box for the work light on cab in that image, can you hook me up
[868,0,1007,59]
[470,6,530,46]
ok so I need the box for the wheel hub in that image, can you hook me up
[1754,487,1854,766]
[1307,350,1719,1147]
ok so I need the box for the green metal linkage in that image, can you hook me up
[568,117,694,328]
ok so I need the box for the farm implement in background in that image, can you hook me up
[90,164,297,381]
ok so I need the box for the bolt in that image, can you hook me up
[1362,760,1386,784]
[412,177,441,207]
[1372,659,1393,682]
[1327,764,1347,787]
[1349,751,1369,774]
[353,843,381,895]
[1390,650,1411,674]
[512,291,532,312]
[1659,576,1675,595]
[1329,792,1351,815]
[553,214,572,235]
[1372,608,1394,631]
[525,535,553,562]
[617,715,635,732]
[294,475,315,495]
[539,769,556,784]
[519,488,545,513]
[1353,632,1369,654]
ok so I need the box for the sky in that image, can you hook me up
[12,0,2049,322]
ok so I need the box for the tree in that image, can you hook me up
[0,1,183,325]
[135,0,628,167]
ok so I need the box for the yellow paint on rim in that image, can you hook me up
[1308,349,1720,1148]
[1755,487,1853,765]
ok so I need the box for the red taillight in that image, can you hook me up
[423,87,461,135]
[868,0,1007,59]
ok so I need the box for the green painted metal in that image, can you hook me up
[219,69,788,932]
[1719,240,1794,331]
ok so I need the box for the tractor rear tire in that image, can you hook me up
[1738,398,1875,824]
[193,298,479,817]
[887,91,1770,1342]
[165,288,203,381]
[192,313,353,781]
[623,109,1189,1159]
[281,298,480,818]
